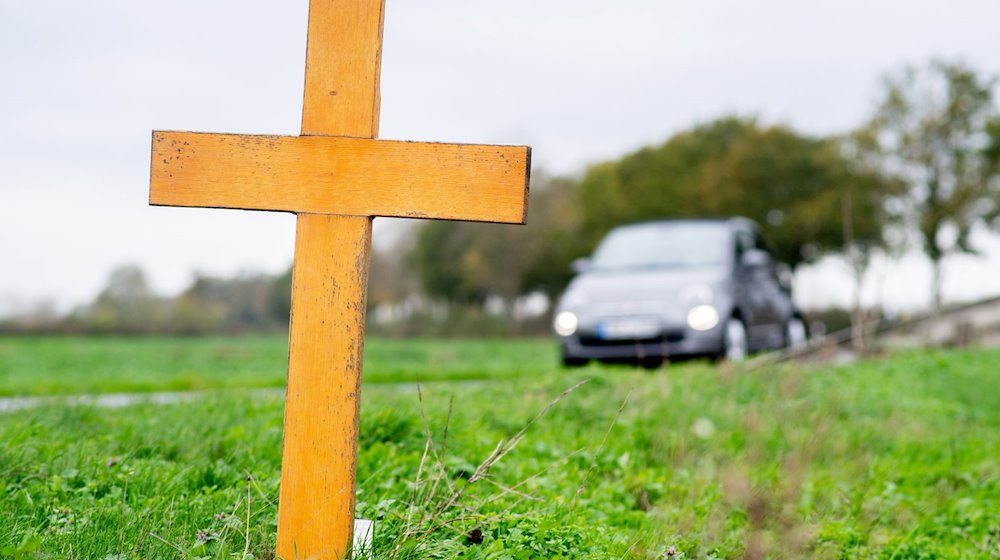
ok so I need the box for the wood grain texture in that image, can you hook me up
[150,131,530,224]
[276,214,372,560]
[301,0,385,137]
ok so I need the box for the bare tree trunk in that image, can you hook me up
[851,264,866,354]
[930,257,944,316]
[843,194,867,354]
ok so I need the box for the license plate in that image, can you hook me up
[597,318,660,340]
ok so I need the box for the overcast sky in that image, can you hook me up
[2,0,1000,315]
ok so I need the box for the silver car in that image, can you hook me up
[553,218,806,367]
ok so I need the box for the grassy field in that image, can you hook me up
[0,336,554,396]
[0,337,999,558]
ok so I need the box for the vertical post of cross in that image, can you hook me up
[276,1,385,558]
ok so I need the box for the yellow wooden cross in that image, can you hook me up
[148,1,530,558]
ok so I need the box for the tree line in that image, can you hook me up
[3,59,997,336]
[410,59,1000,320]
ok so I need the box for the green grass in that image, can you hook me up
[1,339,999,558]
[0,336,554,396]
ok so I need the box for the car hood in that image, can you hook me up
[561,266,727,309]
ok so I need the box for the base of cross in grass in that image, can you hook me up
[352,520,374,559]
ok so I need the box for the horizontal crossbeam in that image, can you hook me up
[150,131,531,224]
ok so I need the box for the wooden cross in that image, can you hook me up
[148,1,530,558]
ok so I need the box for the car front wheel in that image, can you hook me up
[784,317,808,351]
[722,318,748,361]
[561,352,588,368]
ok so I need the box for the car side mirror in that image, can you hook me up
[740,249,773,269]
[571,258,592,274]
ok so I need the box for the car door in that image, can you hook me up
[734,230,785,347]
[734,230,765,329]
[754,231,792,336]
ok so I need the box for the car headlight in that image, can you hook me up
[553,311,578,336]
[687,305,719,331]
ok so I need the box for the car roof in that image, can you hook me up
[612,217,759,232]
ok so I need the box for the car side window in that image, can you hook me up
[735,231,755,263]
[751,231,784,287]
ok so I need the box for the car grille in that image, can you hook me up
[578,331,685,347]
[586,301,668,315]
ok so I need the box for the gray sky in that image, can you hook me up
[2,0,1000,314]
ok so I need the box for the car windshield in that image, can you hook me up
[590,223,730,271]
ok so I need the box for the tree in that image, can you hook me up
[410,220,533,307]
[84,264,162,333]
[410,220,486,305]
[269,266,293,325]
[369,242,419,310]
[409,173,581,306]
[577,117,754,249]
[864,60,1000,312]
[518,175,582,298]
[576,117,896,269]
